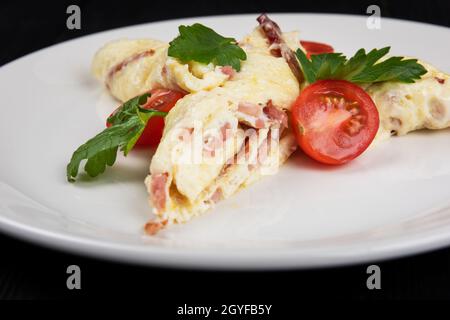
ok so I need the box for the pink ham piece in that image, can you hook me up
[257,13,304,86]
[203,122,233,157]
[149,173,169,212]
[220,122,233,140]
[237,101,288,129]
[238,102,263,117]
[263,100,288,129]
[106,49,155,90]
[237,102,266,129]
[209,188,223,204]
[144,219,168,235]
[255,119,266,129]
[221,66,236,78]
[435,77,446,84]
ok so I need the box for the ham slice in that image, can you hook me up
[238,102,263,117]
[221,66,236,78]
[264,100,288,129]
[257,13,304,86]
[149,173,168,212]
[106,49,155,90]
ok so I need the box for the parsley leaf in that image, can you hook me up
[349,56,427,83]
[296,47,427,84]
[168,23,247,71]
[66,93,167,182]
[296,51,346,83]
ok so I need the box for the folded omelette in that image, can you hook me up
[91,21,450,234]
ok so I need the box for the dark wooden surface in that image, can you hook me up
[1,0,449,301]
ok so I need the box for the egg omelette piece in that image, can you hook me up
[92,38,233,102]
[91,25,450,235]
[367,62,450,143]
[143,28,302,233]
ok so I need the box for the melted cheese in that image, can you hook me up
[91,39,169,101]
[367,61,450,143]
[92,26,450,230]
[148,28,301,221]
[93,40,234,101]
[165,59,229,92]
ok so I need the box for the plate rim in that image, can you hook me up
[1,13,450,270]
[2,208,450,270]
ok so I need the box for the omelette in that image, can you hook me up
[90,15,450,234]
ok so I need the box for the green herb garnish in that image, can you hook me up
[168,23,247,71]
[296,47,427,84]
[66,93,166,182]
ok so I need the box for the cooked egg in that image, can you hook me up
[367,61,450,143]
[92,25,450,234]
[148,28,301,223]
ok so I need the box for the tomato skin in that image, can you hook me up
[291,80,379,165]
[300,40,334,59]
[106,88,185,147]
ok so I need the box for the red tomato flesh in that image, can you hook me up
[300,40,334,59]
[291,80,379,165]
[107,88,185,147]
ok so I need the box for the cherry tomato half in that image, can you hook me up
[300,40,334,59]
[107,88,185,147]
[291,80,379,165]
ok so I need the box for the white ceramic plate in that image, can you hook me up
[1,14,449,270]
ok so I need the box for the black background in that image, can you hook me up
[1,0,450,303]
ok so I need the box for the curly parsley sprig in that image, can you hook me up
[66,93,166,182]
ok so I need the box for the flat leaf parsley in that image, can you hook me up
[66,93,166,182]
[296,47,427,84]
[168,23,247,71]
